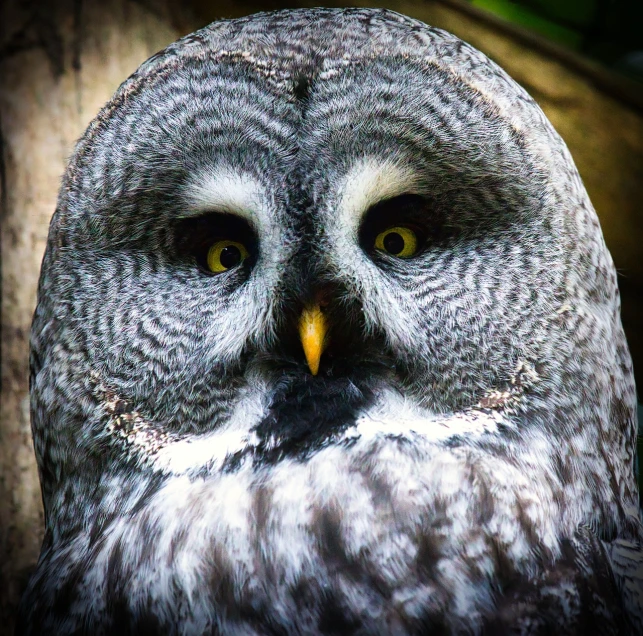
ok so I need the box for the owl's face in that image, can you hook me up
[31,9,633,537]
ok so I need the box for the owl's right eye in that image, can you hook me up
[174,212,257,276]
[207,240,250,273]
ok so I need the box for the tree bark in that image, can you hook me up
[1,0,642,632]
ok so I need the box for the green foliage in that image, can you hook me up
[470,0,585,47]
[469,0,643,82]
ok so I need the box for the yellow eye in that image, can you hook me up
[374,226,418,258]
[206,240,249,273]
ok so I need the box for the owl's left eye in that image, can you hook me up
[359,194,430,262]
[374,226,418,258]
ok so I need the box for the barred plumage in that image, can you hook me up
[20,8,642,634]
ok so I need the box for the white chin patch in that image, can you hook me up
[346,386,512,443]
[151,384,510,476]
[153,372,269,474]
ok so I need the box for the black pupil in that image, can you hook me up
[383,232,405,255]
[220,245,242,269]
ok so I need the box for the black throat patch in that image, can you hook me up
[222,370,380,472]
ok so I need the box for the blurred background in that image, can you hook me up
[1,0,642,632]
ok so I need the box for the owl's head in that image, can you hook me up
[31,9,635,534]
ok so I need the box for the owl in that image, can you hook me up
[17,7,643,635]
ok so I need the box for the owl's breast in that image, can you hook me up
[25,417,630,635]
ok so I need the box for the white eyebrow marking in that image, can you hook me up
[181,167,268,225]
[338,158,420,232]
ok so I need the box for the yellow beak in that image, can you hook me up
[298,304,328,376]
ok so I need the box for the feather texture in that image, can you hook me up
[19,8,641,634]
